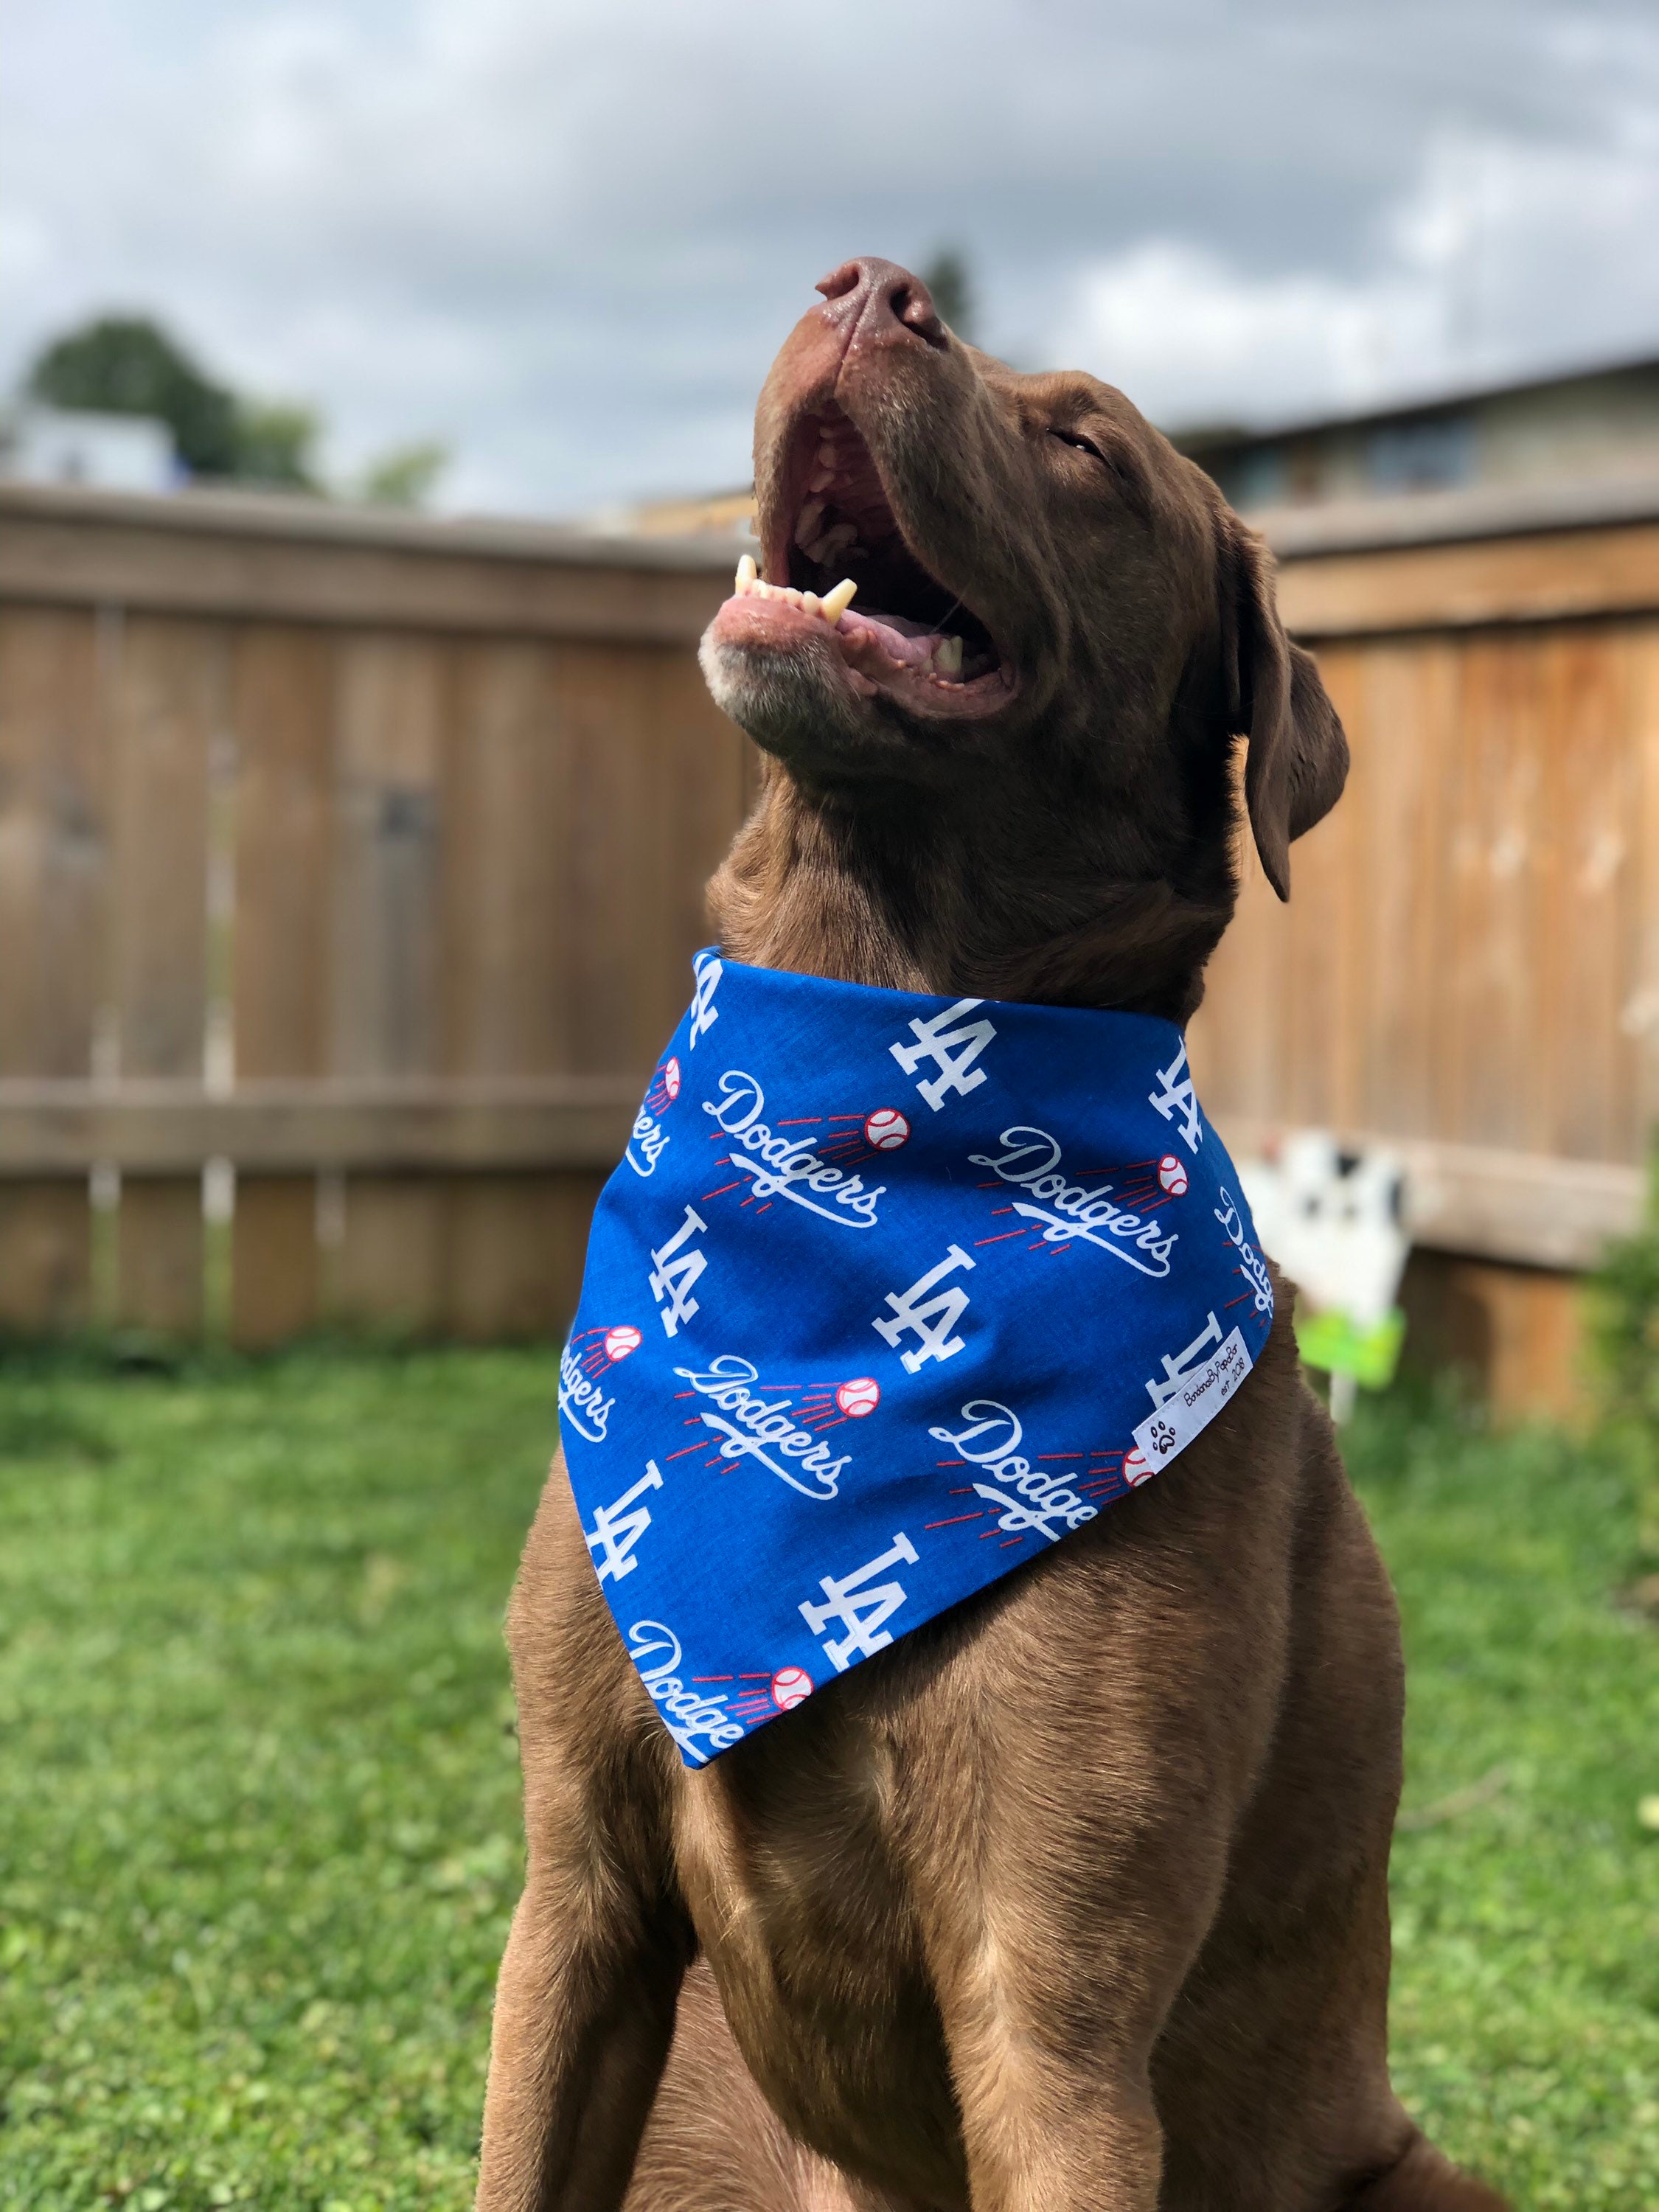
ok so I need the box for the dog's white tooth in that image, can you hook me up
[933,635,964,678]
[816,521,858,562]
[793,499,825,549]
[817,440,837,467]
[820,578,858,623]
[807,467,835,493]
[735,553,757,594]
[802,591,823,619]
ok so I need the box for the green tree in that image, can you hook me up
[922,249,975,344]
[27,314,239,475]
[25,315,321,488]
[360,439,449,508]
[231,400,321,491]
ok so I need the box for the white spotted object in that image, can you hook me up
[771,1666,814,1711]
[604,1324,643,1363]
[835,1376,881,1419]
[863,1107,911,1150]
[1158,1154,1189,1197]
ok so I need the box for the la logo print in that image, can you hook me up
[869,999,1000,1374]
[566,956,1273,1767]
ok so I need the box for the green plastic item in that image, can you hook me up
[1294,1305,1406,1391]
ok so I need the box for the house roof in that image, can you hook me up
[1172,348,1659,461]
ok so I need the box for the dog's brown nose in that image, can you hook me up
[813,257,948,352]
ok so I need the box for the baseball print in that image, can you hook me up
[560,950,1272,1767]
[863,1107,911,1150]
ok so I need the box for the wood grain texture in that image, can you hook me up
[0,607,105,1324]
[440,638,568,1328]
[0,1183,92,1332]
[229,625,333,1343]
[445,1170,606,1341]
[231,1176,319,1349]
[0,503,732,641]
[1401,1251,1585,1423]
[4,495,1654,1389]
[327,633,450,1326]
[1195,615,1659,1179]
[109,616,216,1332]
[1277,521,1659,637]
[0,1080,636,1172]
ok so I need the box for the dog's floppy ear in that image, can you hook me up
[1220,514,1348,902]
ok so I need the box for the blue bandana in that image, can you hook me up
[560,951,1273,1767]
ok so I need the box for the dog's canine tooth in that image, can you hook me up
[820,578,858,623]
[794,499,825,549]
[933,636,964,678]
[735,554,757,594]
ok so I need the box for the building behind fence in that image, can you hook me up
[3,473,1658,1411]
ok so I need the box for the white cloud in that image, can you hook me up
[2,0,1657,509]
[1057,115,1659,431]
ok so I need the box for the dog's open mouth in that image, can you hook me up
[722,401,1014,720]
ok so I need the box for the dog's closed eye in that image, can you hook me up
[1048,427,1110,467]
[1047,425,1151,518]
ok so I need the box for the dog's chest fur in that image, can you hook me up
[648,1298,1349,2201]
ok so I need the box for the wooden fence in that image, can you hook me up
[1190,476,1659,1410]
[3,473,1658,1405]
[0,484,748,1345]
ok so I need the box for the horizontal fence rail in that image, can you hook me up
[2,476,1658,1363]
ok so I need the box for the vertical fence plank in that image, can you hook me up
[230,625,332,1344]
[111,616,215,1333]
[1439,635,1549,1153]
[1536,627,1639,1162]
[1343,638,1455,1144]
[1281,641,1363,1131]
[442,639,571,1338]
[561,641,663,1076]
[0,607,105,1327]
[1633,628,1659,1167]
[653,643,754,980]
[329,633,449,1332]
[1187,760,1287,1130]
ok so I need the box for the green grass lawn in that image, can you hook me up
[1,1348,1656,2211]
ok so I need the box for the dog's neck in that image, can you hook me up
[706,762,1234,1024]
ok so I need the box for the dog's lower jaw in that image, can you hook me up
[699,632,881,772]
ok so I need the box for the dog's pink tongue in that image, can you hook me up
[835,606,940,676]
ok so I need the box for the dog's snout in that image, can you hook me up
[814,257,948,352]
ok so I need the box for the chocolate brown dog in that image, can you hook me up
[474,260,1508,2212]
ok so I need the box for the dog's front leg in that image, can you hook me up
[916,1736,1230,2211]
[948,2012,1164,2212]
[474,1854,687,2211]
[475,1464,694,2212]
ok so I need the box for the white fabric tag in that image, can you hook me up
[1132,1324,1253,1470]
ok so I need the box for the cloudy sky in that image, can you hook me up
[4,0,1658,515]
